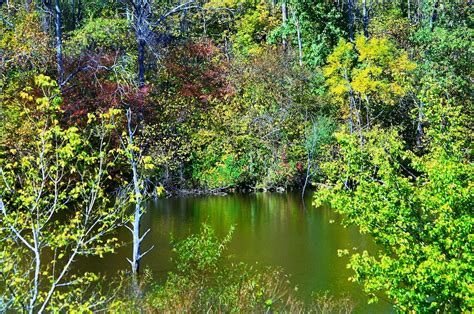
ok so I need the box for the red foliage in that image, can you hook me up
[61,53,153,126]
[163,40,233,103]
[296,161,304,172]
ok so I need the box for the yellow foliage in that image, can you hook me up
[324,34,416,110]
[0,12,52,71]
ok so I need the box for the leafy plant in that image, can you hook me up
[65,18,133,55]
[314,107,473,311]
[0,75,126,312]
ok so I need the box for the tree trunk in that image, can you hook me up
[293,10,303,66]
[131,166,142,276]
[54,0,64,86]
[362,0,369,38]
[347,0,355,41]
[124,109,153,295]
[302,152,312,198]
[25,0,33,12]
[71,0,76,29]
[356,97,364,145]
[138,38,146,88]
[133,1,149,88]
[126,109,143,279]
[407,0,411,21]
[344,70,355,134]
[429,1,440,31]
[180,0,189,34]
[281,1,288,50]
[41,1,52,35]
[416,0,422,23]
[416,102,424,147]
[77,0,82,25]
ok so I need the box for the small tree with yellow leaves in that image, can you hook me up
[324,34,416,141]
[0,75,125,313]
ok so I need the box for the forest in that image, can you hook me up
[0,0,473,312]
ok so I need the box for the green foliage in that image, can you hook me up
[369,9,414,48]
[314,102,473,311]
[304,116,336,181]
[1,0,473,311]
[0,11,52,73]
[232,0,279,56]
[413,25,473,108]
[324,34,416,109]
[305,116,335,155]
[0,75,125,312]
[193,153,247,189]
[74,0,124,20]
[145,224,292,312]
[172,224,234,277]
[143,46,318,191]
[270,0,346,66]
[65,18,132,55]
[204,0,280,56]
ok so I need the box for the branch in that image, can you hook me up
[37,245,81,313]
[0,167,12,192]
[124,224,133,233]
[152,0,197,26]
[139,244,154,260]
[0,15,13,28]
[0,198,36,253]
[139,228,151,243]
[60,65,88,87]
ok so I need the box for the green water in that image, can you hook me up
[81,191,393,312]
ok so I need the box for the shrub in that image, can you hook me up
[65,18,133,55]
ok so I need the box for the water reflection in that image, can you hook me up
[79,191,392,312]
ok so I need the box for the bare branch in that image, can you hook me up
[138,244,154,260]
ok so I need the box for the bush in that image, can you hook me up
[193,154,247,190]
[65,18,133,55]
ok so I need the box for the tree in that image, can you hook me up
[0,8,53,74]
[123,0,198,87]
[54,0,64,85]
[0,75,125,312]
[314,100,473,311]
[269,0,346,66]
[324,34,416,141]
[347,0,355,41]
[118,108,154,286]
[362,0,369,38]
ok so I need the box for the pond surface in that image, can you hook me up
[80,191,392,312]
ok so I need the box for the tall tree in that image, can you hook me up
[347,0,355,41]
[127,0,151,88]
[281,0,287,50]
[125,0,197,88]
[119,109,154,288]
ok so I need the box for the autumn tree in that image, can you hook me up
[0,75,126,312]
[324,34,416,141]
[118,108,155,287]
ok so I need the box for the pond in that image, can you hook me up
[80,190,393,312]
